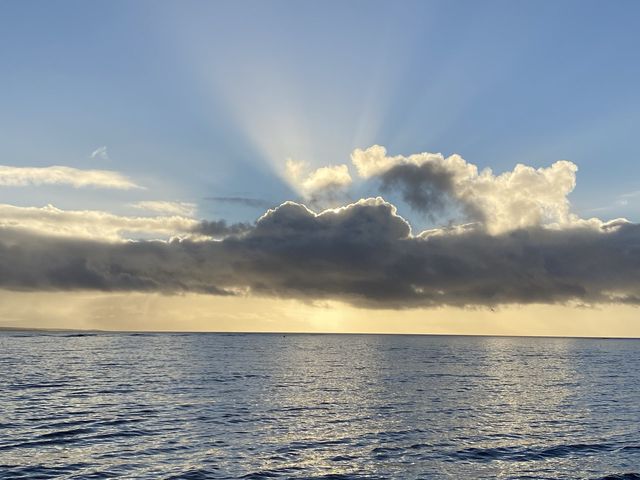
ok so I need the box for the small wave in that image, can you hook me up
[330,455,356,462]
[0,463,92,478]
[275,438,352,455]
[164,467,220,479]
[594,475,640,480]
[38,427,95,439]
[452,442,615,462]
[408,442,433,450]
[90,428,154,441]
[33,418,95,430]
[241,466,305,479]
[69,472,122,479]
[95,417,144,427]
[0,432,93,451]
[372,445,405,454]
[8,382,68,390]
[307,475,365,480]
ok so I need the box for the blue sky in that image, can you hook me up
[2,0,639,225]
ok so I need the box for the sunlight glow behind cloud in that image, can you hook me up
[352,145,581,234]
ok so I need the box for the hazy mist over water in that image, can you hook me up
[1,332,639,479]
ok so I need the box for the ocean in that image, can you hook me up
[1,332,639,479]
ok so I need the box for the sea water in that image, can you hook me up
[1,332,639,479]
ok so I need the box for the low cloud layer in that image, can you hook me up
[0,197,638,308]
[0,203,200,241]
[0,165,140,189]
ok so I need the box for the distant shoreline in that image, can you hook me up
[0,326,638,340]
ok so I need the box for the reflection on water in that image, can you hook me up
[1,333,639,479]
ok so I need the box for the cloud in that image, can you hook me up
[378,161,461,221]
[132,201,197,217]
[205,196,272,208]
[351,145,578,234]
[0,203,200,241]
[285,159,352,206]
[300,164,352,195]
[0,198,638,308]
[90,146,110,161]
[352,145,447,179]
[194,219,253,238]
[0,165,141,189]
[0,146,635,309]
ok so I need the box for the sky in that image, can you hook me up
[1,0,640,335]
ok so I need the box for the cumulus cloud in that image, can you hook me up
[300,164,352,194]
[132,201,197,217]
[0,198,638,308]
[351,145,578,234]
[285,159,352,206]
[0,165,140,189]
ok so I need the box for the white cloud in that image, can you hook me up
[352,144,448,179]
[0,165,141,189]
[285,159,352,199]
[301,164,352,194]
[351,145,580,235]
[131,201,197,217]
[0,203,199,241]
[90,146,110,161]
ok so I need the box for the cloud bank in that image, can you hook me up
[0,197,637,308]
[0,146,637,309]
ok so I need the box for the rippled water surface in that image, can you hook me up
[1,332,640,479]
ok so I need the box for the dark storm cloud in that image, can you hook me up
[1,198,639,308]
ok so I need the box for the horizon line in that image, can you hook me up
[1,325,638,340]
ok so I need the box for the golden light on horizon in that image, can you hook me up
[1,290,638,338]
